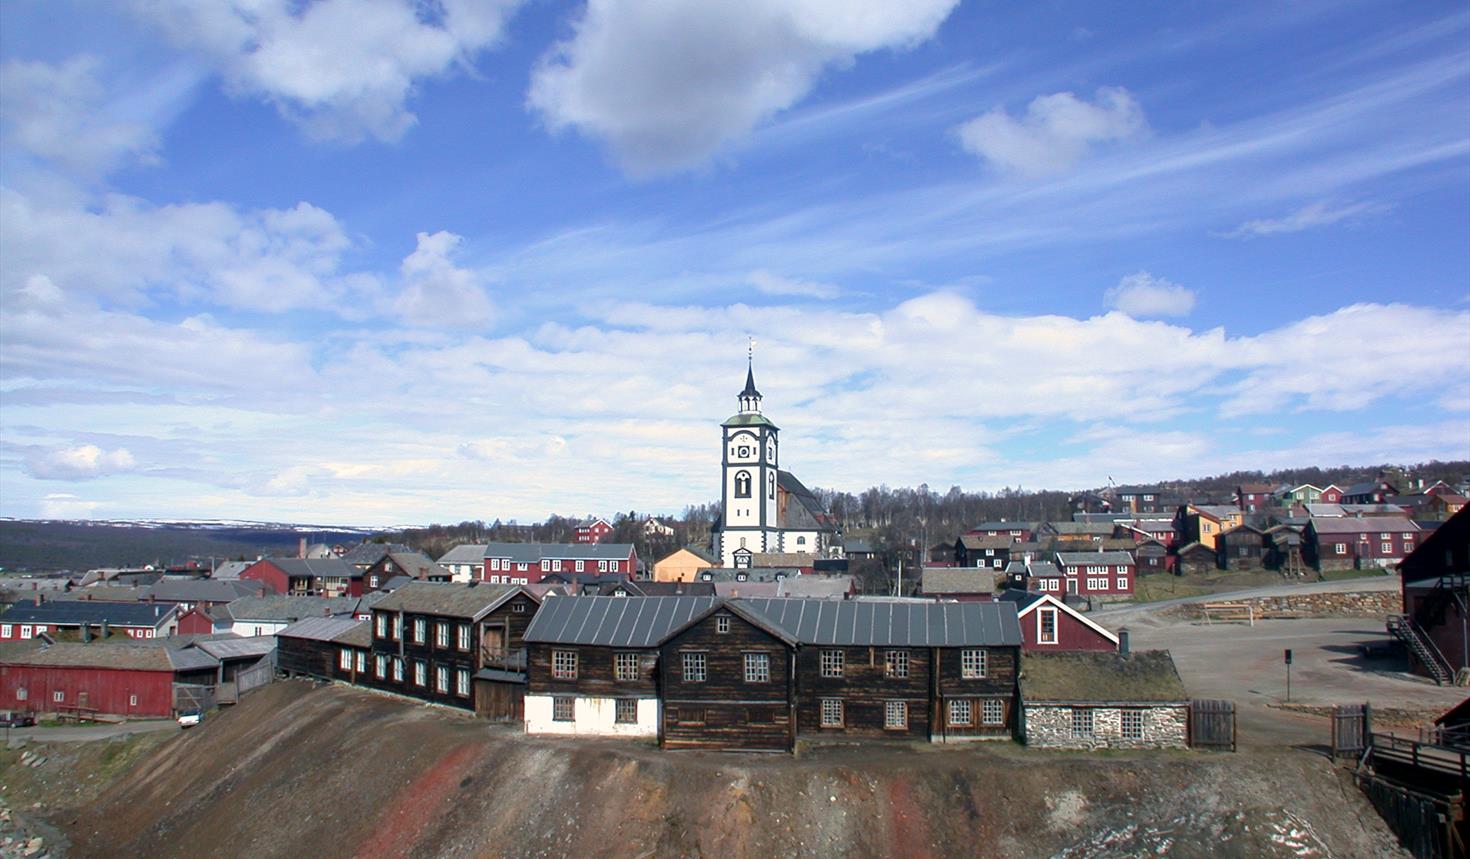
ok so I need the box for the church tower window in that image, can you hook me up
[735,471,752,498]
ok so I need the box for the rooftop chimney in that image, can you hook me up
[1118,627,1130,657]
[299,537,308,559]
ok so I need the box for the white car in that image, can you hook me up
[177,709,202,728]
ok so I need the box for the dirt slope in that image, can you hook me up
[12,682,1406,858]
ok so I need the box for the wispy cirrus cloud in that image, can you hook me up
[1221,200,1385,238]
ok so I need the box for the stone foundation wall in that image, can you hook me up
[1185,589,1398,619]
[1024,705,1188,750]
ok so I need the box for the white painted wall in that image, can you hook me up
[524,695,658,737]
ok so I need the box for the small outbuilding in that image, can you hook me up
[1020,649,1189,750]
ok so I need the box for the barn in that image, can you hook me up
[998,591,1119,652]
[0,642,217,719]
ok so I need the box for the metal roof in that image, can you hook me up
[482,542,636,563]
[372,582,523,618]
[276,615,366,642]
[739,598,1021,647]
[1310,516,1420,535]
[1055,551,1136,566]
[438,544,490,564]
[0,599,177,627]
[524,596,719,647]
[193,636,276,660]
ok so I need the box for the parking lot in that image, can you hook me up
[1127,614,1467,747]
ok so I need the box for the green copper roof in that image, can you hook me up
[722,413,778,429]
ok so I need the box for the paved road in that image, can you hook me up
[4,719,179,744]
[1093,573,1400,624]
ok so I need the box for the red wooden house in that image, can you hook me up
[1320,484,1344,503]
[998,591,1119,652]
[1304,516,1420,571]
[1054,551,1135,599]
[482,543,638,585]
[0,643,217,718]
[574,518,614,544]
[239,558,364,598]
[1396,507,1469,683]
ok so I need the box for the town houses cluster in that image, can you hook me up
[1,364,1467,754]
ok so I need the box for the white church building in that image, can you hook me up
[712,362,840,568]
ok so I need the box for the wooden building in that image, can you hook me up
[0,599,179,641]
[1174,542,1217,576]
[1133,539,1170,575]
[1395,506,1470,683]
[524,596,719,738]
[1304,516,1420,571]
[239,558,365,598]
[275,616,369,683]
[954,535,1016,570]
[1215,524,1269,571]
[369,582,539,715]
[0,642,217,719]
[998,591,1118,652]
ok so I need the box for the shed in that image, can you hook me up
[1019,650,1188,749]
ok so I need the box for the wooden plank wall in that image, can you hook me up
[660,611,793,751]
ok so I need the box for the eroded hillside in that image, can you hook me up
[2,682,1406,858]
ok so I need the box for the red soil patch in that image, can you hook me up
[353,741,484,859]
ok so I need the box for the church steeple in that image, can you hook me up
[738,341,762,414]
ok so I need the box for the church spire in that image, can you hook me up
[739,339,762,413]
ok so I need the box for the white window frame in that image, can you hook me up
[0,625,10,638]
[436,665,449,693]
[1116,577,1128,590]
[414,659,427,687]
[375,614,386,638]
[339,648,353,670]
[884,700,907,730]
[961,649,987,679]
[413,617,426,644]
[682,651,707,683]
[1071,707,1094,738]
[821,649,845,678]
[716,615,731,634]
[1121,709,1144,740]
[393,657,404,682]
[982,699,1005,726]
[355,651,366,672]
[614,652,639,681]
[552,696,574,722]
[458,624,471,651]
[575,560,584,572]
[552,649,578,680]
[457,668,470,697]
[1037,608,1058,645]
[20,625,32,640]
[948,698,972,726]
[436,622,449,648]
[375,654,387,678]
[1334,543,1347,554]
[744,652,770,683]
[820,698,844,727]
[53,690,65,703]
[885,650,909,678]
[615,698,637,724]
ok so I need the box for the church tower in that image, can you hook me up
[718,358,779,567]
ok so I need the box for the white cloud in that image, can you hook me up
[133,0,523,142]
[25,444,137,480]
[38,493,102,519]
[1104,271,1196,318]
[957,87,1147,177]
[527,0,959,173]
[1,188,378,313]
[392,231,494,328]
[1222,200,1383,238]
[0,56,159,175]
[747,269,838,300]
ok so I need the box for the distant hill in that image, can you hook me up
[0,519,381,573]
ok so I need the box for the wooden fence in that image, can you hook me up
[1333,703,1371,760]
[1358,770,1465,859]
[1189,699,1235,751]
[173,683,216,713]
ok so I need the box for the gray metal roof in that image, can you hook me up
[1055,551,1136,566]
[371,581,522,618]
[276,615,366,642]
[167,647,221,672]
[523,596,719,647]
[0,599,177,627]
[438,544,489,565]
[220,595,359,622]
[193,635,276,660]
[739,598,1021,647]
[482,542,636,562]
[257,557,362,578]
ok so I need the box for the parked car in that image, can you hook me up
[0,711,34,728]
[177,709,202,728]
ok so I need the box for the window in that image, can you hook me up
[553,697,574,722]
[458,624,470,651]
[885,650,909,678]
[14,688,25,701]
[982,699,1005,726]
[820,698,844,727]
[1087,577,1106,591]
[1334,543,1347,554]
[414,659,427,687]
[1380,532,1392,540]
[393,658,404,682]
[1116,577,1128,590]
[614,652,640,681]
[821,649,845,678]
[734,470,752,498]
[1071,708,1094,738]
[1038,608,1058,645]
[375,614,386,638]
[575,560,584,572]
[744,652,770,683]
[413,618,426,643]
[375,654,387,678]
[598,560,608,572]
[1381,543,1392,553]
[355,651,366,672]
[457,668,470,697]
[541,560,550,572]
[552,650,578,679]
[129,694,138,707]
[339,648,353,670]
[0,625,9,638]
[435,622,449,648]
[1086,564,1106,574]
[53,690,65,703]
[512,603,526,613]
[961,649,987,679]
[436,665,449,693]
[615,699,638,724]
[716,615,730,634]
[948,699,972,726]
[884,700,907,730]
[20,625,32,640]
[1121,710,1144,740]
[682,651,707,682]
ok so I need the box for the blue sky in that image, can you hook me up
[1,0,1467,525]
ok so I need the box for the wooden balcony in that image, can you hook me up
[479,647,527,671]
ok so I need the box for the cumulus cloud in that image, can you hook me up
[25,444,137,480]
[392,231,494,327]
[1,188,378,313]
[1104,271,1196,318]
[957,87,1147,177]
[527,0,959,173]
[1222,200,1383,238]
[0,56,159,175]
[747,269,838,299]
[133,0,523,142]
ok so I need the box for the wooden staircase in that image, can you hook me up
[1387,613,1453,685]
